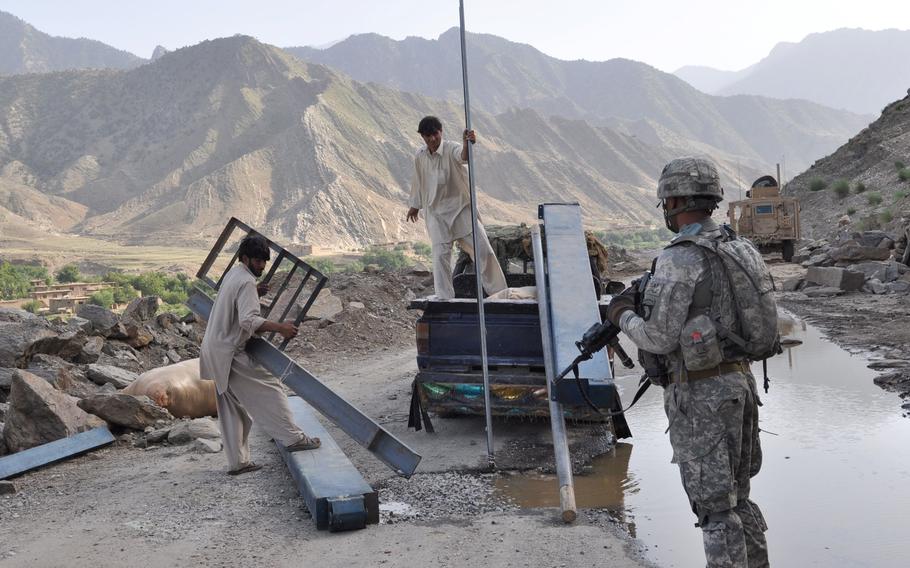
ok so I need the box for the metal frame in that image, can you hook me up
[195,217,328,350]
[0,427,115,480]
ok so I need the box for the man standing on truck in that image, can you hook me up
[605,157,774,567]
[406,115,507,299]
[200,234,321,476]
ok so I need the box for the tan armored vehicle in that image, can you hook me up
[727,175,801,261]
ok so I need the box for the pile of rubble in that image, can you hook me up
[0,297,221,461]
[784,230,910,297]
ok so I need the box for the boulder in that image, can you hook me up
[2,370,105,453]
[306,289,344,320]
[77,393,174,430]
[865,279,889,294]
[829,245,891,262]
[855,230,891,248]
[802,253,834,268]
[804,286,844,298]
[0,401,8,422]
[409,262,431,276]
[75,304,120,333]
[0,307,38,323]
[145,426,171,444]
[20,330,87,363]
[806,267,865,291]
[122,322,154,349]
[64,317,94,333]
[122,296,161,322]
[0,320,56,367]
[79,336,105,364]
[780,277,805,292]
[847,261,903,283]
[192,438,222,453]
[886,281,910,294]
[167,417,221,444]
[86,364,139,389]
[1,368,16,401]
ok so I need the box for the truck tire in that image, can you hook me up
[782,240,795,262]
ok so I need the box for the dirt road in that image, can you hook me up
[0,348,655,568]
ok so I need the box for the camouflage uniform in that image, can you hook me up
[618,217,770,568]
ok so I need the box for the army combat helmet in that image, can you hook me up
[657,157,724,232]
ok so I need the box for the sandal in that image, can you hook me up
[228,462,263,476]
[285,435,321,452]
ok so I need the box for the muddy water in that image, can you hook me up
[496,315,910,567]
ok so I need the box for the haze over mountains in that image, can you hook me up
[0,11,144,75]
[675,28,910,115]
[0,10,889,248]
[287,29,869,173]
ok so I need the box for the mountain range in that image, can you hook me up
[0,36,686,248]
[286,28,869,173]
[675,28,910,115]
[0,11,144,75]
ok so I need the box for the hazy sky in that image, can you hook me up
[1,0,907,71]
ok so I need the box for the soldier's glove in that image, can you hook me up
[606,294,635,327]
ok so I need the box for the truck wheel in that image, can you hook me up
[782,240,795,262]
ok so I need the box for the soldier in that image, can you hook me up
[606,157,773,567]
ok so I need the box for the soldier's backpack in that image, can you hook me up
[671,224,781,363]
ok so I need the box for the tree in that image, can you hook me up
[56,264,81,283]
[89,289,115,309]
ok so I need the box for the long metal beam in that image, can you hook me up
[0,427,115,480]
[277,396,378,531]
[531,225,577,523]
[187,290,421,477]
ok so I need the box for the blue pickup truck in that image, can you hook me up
[407,244,632,438]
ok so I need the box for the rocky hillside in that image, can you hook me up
[287,28,870,172]
[786,92,910,239]
[1,36,717,249]
[0,10,143,75]
[686,28,910,115]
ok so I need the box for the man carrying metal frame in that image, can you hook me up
[199,235,321,475]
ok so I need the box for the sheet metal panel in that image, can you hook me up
[539,203,614,385]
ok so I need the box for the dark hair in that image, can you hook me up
[237,234,271,262]
[417,116,442,135]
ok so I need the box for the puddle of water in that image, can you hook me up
[496,314,910,567]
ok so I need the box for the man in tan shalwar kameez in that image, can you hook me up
[200,235,320,475]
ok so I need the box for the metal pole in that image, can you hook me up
[531,226,577,523]
[459,0,495,468]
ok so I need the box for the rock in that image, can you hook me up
[86,364,139,389]
[166,349,181,363]
[20,330,87,363]
[865,279,888,294]
[829,245,891,262]
[0,320,56,367]
[0,480,15,495]
[806,266,865,291]
[781,277,805,292]
[76,303,120,333]
[886,280,910,294]
[847,261,903,283]
[2,370,105,453]
[0,307,38,323]
[145,427,171,444]
[192,438,222,454]
[410,262,431,276]
[348,301,365,310]
[0,368,14,402]
[64,316,93,333]
[122,296,161,321]
[791,253,810,264]
[867,360,910,369]
[405,288,417,301]
[180,312,196,324]
[167,417,221,444]
[0,402,7,422]
[306,289,344,320]
[854,230,891,248]
[804,286,844,298]
[122,323,154,349]
[156,313,178,330]
[77,393,174,430]
[79,336,105,363]
[802,253,833,268]
[364,263,381,273]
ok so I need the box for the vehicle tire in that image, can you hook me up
[782,240,795,262]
